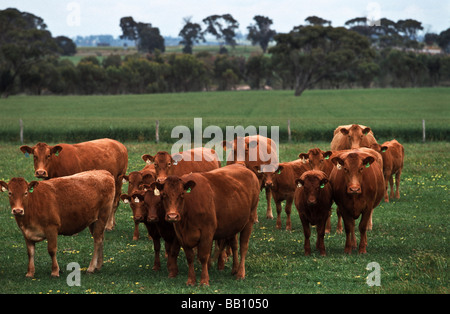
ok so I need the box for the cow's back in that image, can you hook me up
[189,164,260,239]
[330,125,377,151]
[173,147,220,175]
[36,170,115,235]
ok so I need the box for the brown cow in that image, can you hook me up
[222,135,279,221]
[129,188,181,278]
[256,160,309,230]
[330,124,378,151]
[20,138,128,231]
[370,139,405,202]
[122,168,156,240]
[329,149,385,254]
[120,191,170,272]
[154,164,260,286]
[294,170,333,256]
[298,148,334,233]
[141,147,220,183]
[0,170,115,277]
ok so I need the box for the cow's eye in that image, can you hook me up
[8,192,12,197]
[47,155,51,159]
[24,191,28,196]
[167,163,171,167]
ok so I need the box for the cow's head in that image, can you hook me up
[298,148,332,171]
[143,183,163,223]
[142,152,181,183]
[0,178,39,216]
[370,143,389,154]
[253,164,283,189]
[20,143,63,178]
[340,125,372,149]
[295,171,329,206]
[122,170,156,195]
[121,191,147,223]
[331,153,375,195]
[154,176,195,223]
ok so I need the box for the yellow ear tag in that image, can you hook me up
[134,197,140,203]
[154,188,160,196]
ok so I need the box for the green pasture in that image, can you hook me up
[0,141,448,294]
[0,88,448,294]
[0,88,449,143]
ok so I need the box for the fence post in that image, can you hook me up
[19,119,24,144]
[155,120,159,143]
[422,119,425,143]
[287,119,291,142]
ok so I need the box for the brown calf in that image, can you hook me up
[256,160,309,230]
[141,147,220,183]
[20,138,128,231]
[370,139,405,202]
[330,149,385,254]
[223,135,279,221]
[154,164,260,286]
[122,168,156,240]
[294,170,333,256]
[330,124,378,151]
[0,170,115,277]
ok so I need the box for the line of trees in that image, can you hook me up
[1,8,450,98]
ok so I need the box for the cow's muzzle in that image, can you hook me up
[35,169,48,178]
[166,213,180,222]
[12,208,24,216]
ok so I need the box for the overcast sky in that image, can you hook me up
[2,0,449,38]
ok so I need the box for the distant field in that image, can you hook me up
[0,141,448,294]
[0,88,448,143]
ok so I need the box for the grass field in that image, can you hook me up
[0,88,449,143]
[0,88,448,294]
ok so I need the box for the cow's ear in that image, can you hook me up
[122,175,129,184]
[276,165,284,174]
[362,127,371,135]
[298,153,309,163]
[153,181,165,193]
[331,157,344,169]
[340,128,349,135]
[380,146,388,153]
[131,193,145,203]
[295,178,304,188]
[319,178,328,188]
[28,181,39,193]
[183,180,196,193]
[252,165,262,174]
[362,156,375,168]
[120,194,131,204]
[0,181,8,192]
[323,151,332,160]
[142,154,155,164]
[20,145,34,156]
[51,145,63,156]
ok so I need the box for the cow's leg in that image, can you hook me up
[229,235,239,275]
[167,239,180,278]
[25,239,36,278]
[389,174,395,200]
[275,199,283,229]
[325,210,332,234]
[316,218,327,256]
[46,231,60,277]
[265,187,273,220]
[342,213,355,254]
[395,169,402,199]
[285,196,293,231]
[88,223,103,273]
[336,206,343,234]
[197,236,213,286]
[236,222,253,280]
[358,209,372,254]
[384,173,390,202]
[300,216,311,256]
[152,235,161,271]
[184,247,196,286]
[132,222,140,241]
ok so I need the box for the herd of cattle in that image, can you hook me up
[0,124,404,286]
